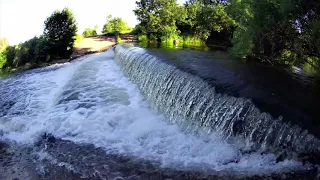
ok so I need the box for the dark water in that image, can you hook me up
[140,45,320,138]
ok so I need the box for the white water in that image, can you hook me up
[0,50,303,174]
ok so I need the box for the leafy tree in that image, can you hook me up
[0,38,9,51]
[184,0,234,41]
[12,37,41,66]
[227,0,320,67]
[94,24,99,33]
[0,38,9,68]
[3,46,17,68]
[82,28,97,37]
[43,8,77,60]
[102,15,114,34]
[134,0,184,41]
[134,0,233,43]
[134,0,320,68]
[0,52,6,69]
[102,15,130,35]
[0,8,80,70]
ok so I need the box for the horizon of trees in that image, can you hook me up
[1,1,319,73]
[134,0,320,70]
[82,25,98,37]
[0,8,77,70]
[0,11,136,71]
[102,15,132,35]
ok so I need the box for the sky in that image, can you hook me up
[0,0,139,45]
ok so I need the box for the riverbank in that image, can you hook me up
[0,35,136,76]
[1,136,318,180]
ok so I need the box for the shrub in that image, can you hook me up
[74,34,83,44]
[138,34,147,42]
[0,38,9,68]
[117,36,122,43]
[183,36,203,46]
[82,28,97,37]
[3,46,17,67]
[102,15,131,34]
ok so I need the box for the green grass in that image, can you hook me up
[74,34,83,44]
[117,36,122,43]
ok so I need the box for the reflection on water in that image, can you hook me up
[0,70,8,79]
[0,48,319,179]
[132,43,320,138]
[138,41,211,51]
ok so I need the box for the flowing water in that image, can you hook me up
[0,46,319,179]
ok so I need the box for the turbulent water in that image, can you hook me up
[114,45,320,158]
[0,47,318,179]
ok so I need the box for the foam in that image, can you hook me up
[0,50,303,174]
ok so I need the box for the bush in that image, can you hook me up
[0,38,9,52]
[8,36,47,67]
[74,35,83,44]
[117,36,122,43]
[182,36,203,46]
[0,38,9,68]
[102,15,131,34]
[82,28,97,37]
[138,34,147,42]
[0,52,6,69]
[3,46,17,67]
[150,34,158,42]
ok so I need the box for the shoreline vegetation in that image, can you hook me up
[0,9,138,76]
[132,0,320,76]
[1,0,320,77]
[0,35,136,76]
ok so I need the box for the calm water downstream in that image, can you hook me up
[0,45,319,179]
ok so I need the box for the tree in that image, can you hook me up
[134,0,184,41]
[0,52,6,69]
[5,46,17,67]
[0,38,9,68]
[82,28,97,37]
[94,24,99,33]
[43,8,77,60]
[0,38,9,52]
[102,15,130,35]
[184,0,234,41]
[227,0,320,67]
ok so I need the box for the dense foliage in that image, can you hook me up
[102,15,131,35]
[134,0,320,69]
[82,25,98,37]
[43,8,77,59]
[0,38,9,68]
[0,8,77,70]
[82,28,97,37]
[134,0,184,42]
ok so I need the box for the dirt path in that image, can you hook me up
[71,35,136,59]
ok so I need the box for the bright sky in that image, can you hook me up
[0,0,139,45]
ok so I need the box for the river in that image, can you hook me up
[0,45,319,179]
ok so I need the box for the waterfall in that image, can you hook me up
[114,45,320,160]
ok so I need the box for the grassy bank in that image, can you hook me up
[0,35,137,76]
